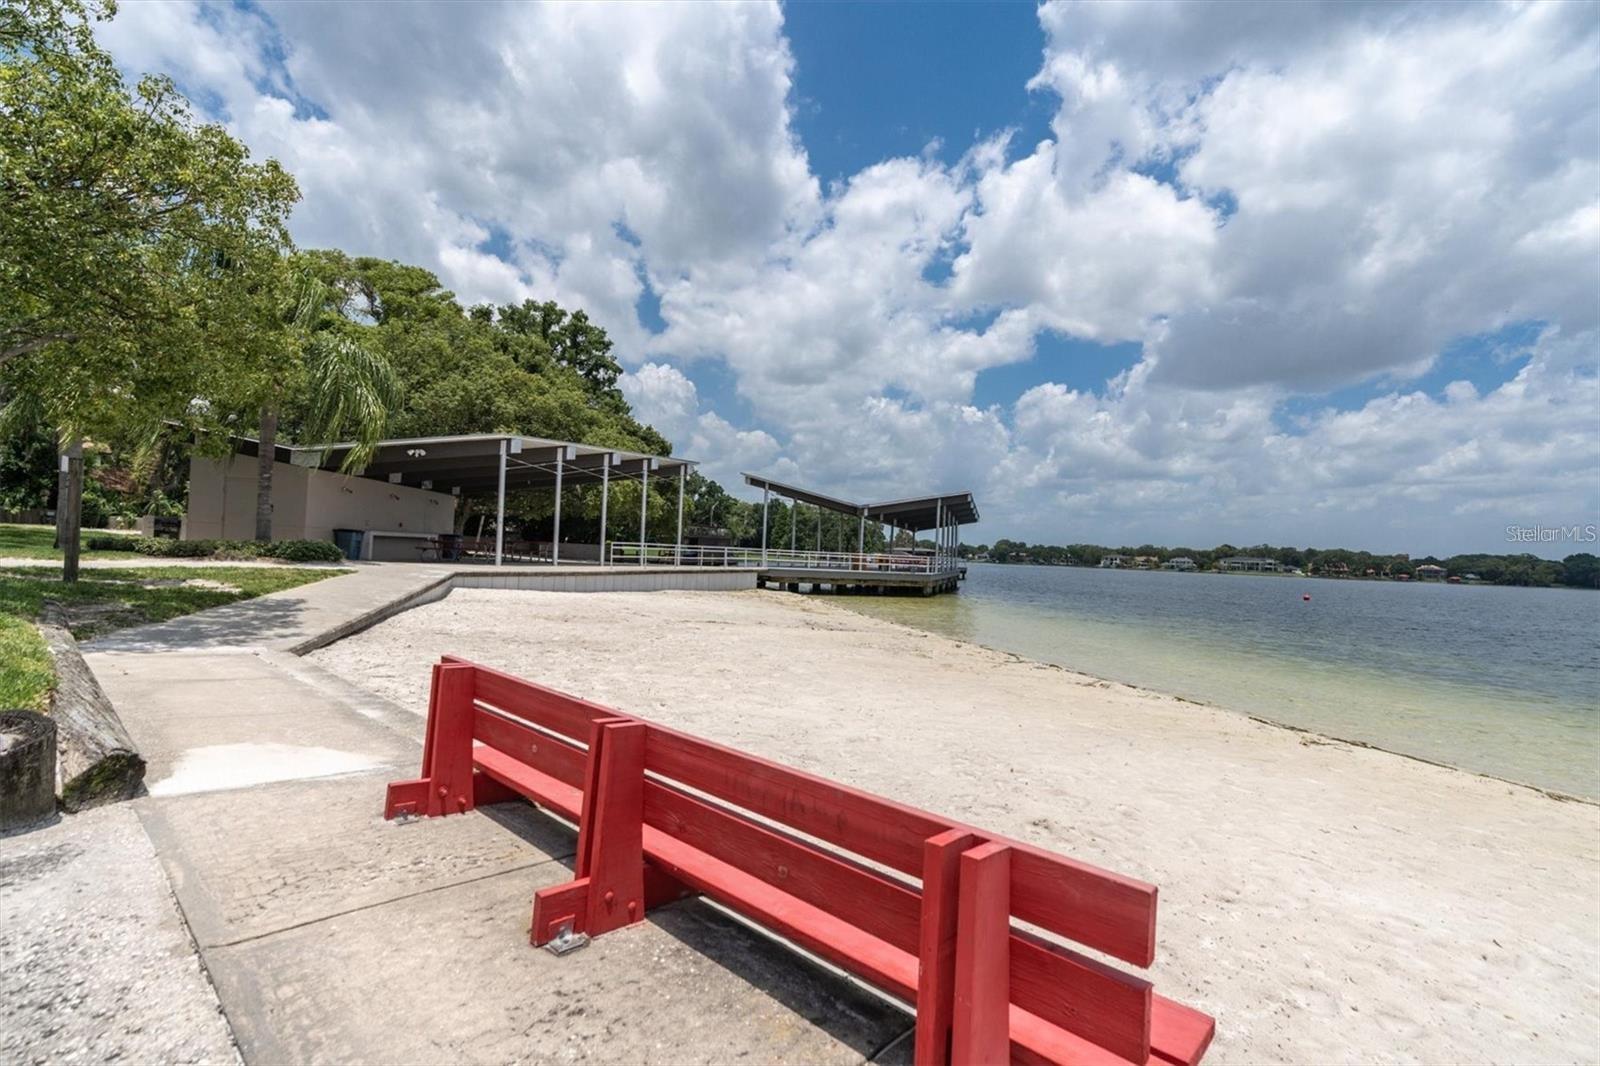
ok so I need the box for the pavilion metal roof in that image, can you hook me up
[862,491,979,529]
[233,433,694,497]
[739,473,862,516]
[741,473,978,530]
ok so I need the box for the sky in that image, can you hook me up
[99,0,1600,556]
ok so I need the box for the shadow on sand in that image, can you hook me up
[477,798,915,1061]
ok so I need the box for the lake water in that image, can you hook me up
[834,563,1600,798]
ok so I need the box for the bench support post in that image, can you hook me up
[384,662,477,819]
[953,841,1012,1066]
[531,717,647,945]
[916,829,980,1066]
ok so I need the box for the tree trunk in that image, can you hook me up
[0,711,56,830]
[255,405,277,542]
[57,435,82,584]
[38,609,145,811]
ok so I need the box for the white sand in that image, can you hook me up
[310,588,1600,1065]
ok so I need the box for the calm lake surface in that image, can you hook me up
[834,563,1600,798]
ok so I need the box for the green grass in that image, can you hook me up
[0,563,348,652]
[0,613,54,711]
[0,522,142,560]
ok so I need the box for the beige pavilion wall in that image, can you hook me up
[183,456,456,542]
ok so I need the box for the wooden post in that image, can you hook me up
[916,829,980,1066]
[532,716,647,945]
[582,719,646,936]
[384,662,477,820]
[58,436,83,584]
[952,842,1011,1065]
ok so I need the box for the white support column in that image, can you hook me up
[857,511,865,557]
[815,505,821,552]
[675,465,685,565]
[639,467,649,567]
[494,438,507,567]
[552,451,564,567]
[934,498,943,573]
[599,455,610,566]
[790,498,797,554]
[760,485,770,565]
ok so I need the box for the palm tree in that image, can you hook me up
[254,268,400,541]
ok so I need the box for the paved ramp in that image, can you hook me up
[64,564,913,1063]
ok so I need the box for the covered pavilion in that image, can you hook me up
[189,432,695,566]
[741,473,978,581]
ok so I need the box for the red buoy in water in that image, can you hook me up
[1302,593,1312,601]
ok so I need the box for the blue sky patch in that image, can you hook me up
[974,333,1143,410]
[783,1,1055,184]
[1272,321,1545,433]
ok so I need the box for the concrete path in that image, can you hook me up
[4,563,913,1063]
[1,805,239,1066]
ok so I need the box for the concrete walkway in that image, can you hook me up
[6,563,912,1064]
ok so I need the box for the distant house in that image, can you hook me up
[1415,564,1447,580]
[1100,554,1130,568]
[1162,556,1197,571]
[1218,556,1282,573]
[1320,561,1350,577]
[1133,555,1160,569]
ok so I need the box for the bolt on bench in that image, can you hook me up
[385,658,1214,1065]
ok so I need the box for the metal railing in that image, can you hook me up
[606,541,953,574]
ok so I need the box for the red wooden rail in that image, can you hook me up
[385,658,1214,1066]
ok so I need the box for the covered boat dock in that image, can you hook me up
[738,473,978,596]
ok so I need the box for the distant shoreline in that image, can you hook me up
[967,557,1598,590]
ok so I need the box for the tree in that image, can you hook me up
[251,260,401,541]
[1561,553,1599,589]
[491,300,624,400]
[1,0,298,577]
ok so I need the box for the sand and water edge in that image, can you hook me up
[308,586,1600,1065]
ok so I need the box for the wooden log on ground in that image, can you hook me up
[38,607,145,811]
[0,710,58,829]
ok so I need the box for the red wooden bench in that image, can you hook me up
[385,658,1214,1065]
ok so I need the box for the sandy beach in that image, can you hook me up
[310,587,1600,1065]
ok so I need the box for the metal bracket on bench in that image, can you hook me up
[543,918,590,957]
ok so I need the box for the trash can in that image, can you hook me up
[332,528,364,561]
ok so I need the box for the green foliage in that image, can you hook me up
[0,0,299,442]
[977,539,1599,587]
[258,538,344,562]
[0,613,53,710]
[0,411,54,511]
[487,299,625,401]
[82,534,343,562]
[279,252,670,468]
[0,564,343,641]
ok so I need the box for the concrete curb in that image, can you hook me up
[286,567,759,656]
[285,573,458,656]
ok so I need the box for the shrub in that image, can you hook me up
[261,539,344,563]
[135,537,216,557]
[86,535,140,552]
[80,536,342,562]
